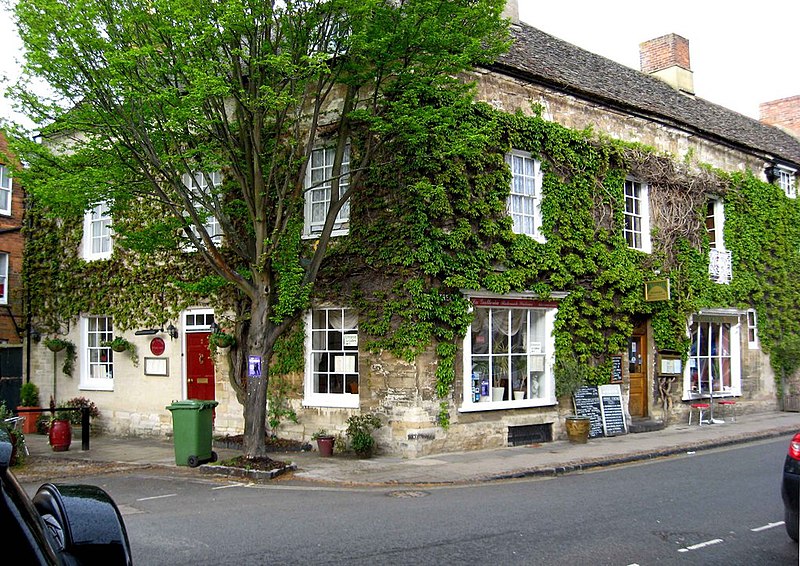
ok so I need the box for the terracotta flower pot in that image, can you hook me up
[316,436,334,457]
[16,406,41,434]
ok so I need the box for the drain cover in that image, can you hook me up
[386,490,430,498]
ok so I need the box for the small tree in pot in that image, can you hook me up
[17,382,41,434]
[554,355,593,443]
[345,414,382,458]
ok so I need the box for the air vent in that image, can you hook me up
[508,423,552,447]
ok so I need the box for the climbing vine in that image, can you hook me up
[23,100,800,422]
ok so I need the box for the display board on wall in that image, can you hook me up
[610,356,623,383]
[598,384,627,436]
[573,386,604,438]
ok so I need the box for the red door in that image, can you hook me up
[187,332,215,401]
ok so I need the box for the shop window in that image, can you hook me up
[462,298,556,410]
[686,318,741,398]
[304,307,359,408]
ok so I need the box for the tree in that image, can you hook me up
[6,0,509,459]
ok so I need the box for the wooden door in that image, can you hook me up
[186,332,215,401]
[628,331,647,417]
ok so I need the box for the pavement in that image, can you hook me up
[14,410,800,487]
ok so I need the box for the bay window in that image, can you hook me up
[462,297,556,410]
[686,315,741,398]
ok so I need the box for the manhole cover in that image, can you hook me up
[386,490,430,498]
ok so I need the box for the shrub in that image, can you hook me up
[62,397,100,425]
[345,414,382,457]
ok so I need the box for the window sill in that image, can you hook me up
[302,393,359,409]
[79,382,114,392]
[459,397,557,412]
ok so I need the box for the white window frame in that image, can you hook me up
[746,309,759,350]
[181,171,223,249]
[303,307,359,409]
[706,198,732,284]
[683,314,741,399]
[82,202,113,260]
[0,253,8,305]
[460,295,557,412]
[506,150,545,242]
[0,164,11,216]
[80,315,115,391]
[303,145,350,238]
[777,166,797,199]
[623,179,652,253]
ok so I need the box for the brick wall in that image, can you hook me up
[0,131,25,344]
[760,96,800,138]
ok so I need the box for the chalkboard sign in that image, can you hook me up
[610,356,623,383]
[599,384,627,436]
[573,386,604,438]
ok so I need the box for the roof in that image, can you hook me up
[492,23,800,168]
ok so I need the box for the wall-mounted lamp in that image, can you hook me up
[210,321,219,334]
[29,328,41,343]
[765,164,782,183]
[166,323,179,340]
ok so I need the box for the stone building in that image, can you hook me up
[23,8,800,456]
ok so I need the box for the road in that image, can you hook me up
[27,436,800,565]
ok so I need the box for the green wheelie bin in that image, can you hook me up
[166,399,219,467]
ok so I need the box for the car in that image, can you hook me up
[0,429,132,564]
[781,431,800,542]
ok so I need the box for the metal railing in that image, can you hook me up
[14,406,91,450]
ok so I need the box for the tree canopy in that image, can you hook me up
[6,0,510,457]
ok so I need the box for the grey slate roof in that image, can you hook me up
[492,23,800,168]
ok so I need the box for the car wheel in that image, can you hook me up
[785,508,798,542]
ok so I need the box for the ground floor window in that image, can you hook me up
[80,315,114,391]
[685,317,741,398]
[304,307,359,409]
[461,297,557,411]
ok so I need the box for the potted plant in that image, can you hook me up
[48,410,72,452]
[345,414,382,458]
[555,354,593,444]
[311,428,335,457]
[17,382,41,434]
[101,336,139,367]
[208,331,236,353]
[44,337,77,377]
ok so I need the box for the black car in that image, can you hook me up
[781,432,800,542]
[0,429,132,564]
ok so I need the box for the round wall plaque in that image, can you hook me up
[150,337,166,356]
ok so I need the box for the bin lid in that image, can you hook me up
[166,399,219,411]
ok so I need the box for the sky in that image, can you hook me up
[1,1,799,126]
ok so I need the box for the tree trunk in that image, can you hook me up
[241,296,274,459]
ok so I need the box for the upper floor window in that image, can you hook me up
[304,307,359,409]
[778,167,797,199]
[706,198,731,284]
[0,253,8,305]
[181,171,222,247]
[0,164,11,215]
[623,179,651,253]
[81,315,114,391]
[83,202,112,260]
[746,309,759,350]
[304,145,350,238]
[506,150,544,242]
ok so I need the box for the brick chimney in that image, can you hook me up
[639,33,694,95]
[760,96,800,139]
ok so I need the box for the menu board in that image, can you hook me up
[611,356,623,383]
[573,385,604,438]
[599,384,627,436]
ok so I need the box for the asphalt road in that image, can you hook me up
[22,437,800,565]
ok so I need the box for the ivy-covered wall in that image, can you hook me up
[24,99,800,453]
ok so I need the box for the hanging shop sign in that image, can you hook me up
[644,278,670,302]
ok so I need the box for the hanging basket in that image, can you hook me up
[111,343,127,353]
[46,340,67,353]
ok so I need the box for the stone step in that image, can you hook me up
[628,418,666,434]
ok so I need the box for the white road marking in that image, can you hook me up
[751,521,785,532]
[211,483,245,490]
[137,493,178,501]
[677,538,724,553]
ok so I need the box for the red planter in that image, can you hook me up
[49,420,72,452]
[16,407,42,434]
[316,437,334,457]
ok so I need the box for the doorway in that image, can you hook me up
[186,331,215,401]
[628,326,648,418]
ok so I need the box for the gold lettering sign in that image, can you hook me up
[644,279,670,302]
